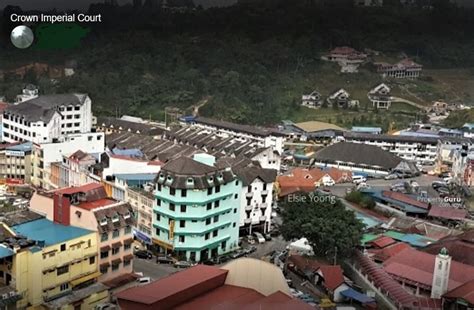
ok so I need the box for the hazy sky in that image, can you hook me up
[0,0,238,11]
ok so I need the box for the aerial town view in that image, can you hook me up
[0,0,473,309]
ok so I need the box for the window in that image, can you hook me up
[181,189,187,197]
[60,244,66,251]
[180,205,186,213]
[169,203,175,211]
[155,228,160,236]
[74,106,80,111]
[74,123,80,127]
[170,188,176,196]
[124,260,131,266]
[157,199,161,206]
[207,188,212,195]
[66,115,73,119]
[156,214,161,221]
[57,266,69,276]
[179,235,185,243]
[214,201,220,208]
[205,233,210,240]
[207,203,212,210]
[88,136,93,141]
[234,194,238,199]
[112,264,119,271]
[215,185,220,193]
[101,233,108,241]
[180,220,186,228]
[221,241,227,250]
[124,226,132,234]
[124,243,131,251]
[60,283,69,291]
[234,208,237,213]
[214,215,219,223]
[213,230,218,237]
[100,266,108,274]
[112,247,120,255]
[89,257,95,264]
[263,183,267,191]
[247,185,252,193]
[100,251,109,259]
[113,230,120,238]
[235,180,239,186]
[206,218,211,225]
[233,222,236,228]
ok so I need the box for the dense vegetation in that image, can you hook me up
[280,193,365,259]
[345,191,376,210]
[0,0,473,125]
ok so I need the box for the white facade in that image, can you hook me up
[58,95,92,135]
[342,135,438,165]
[3,112,62,144]
[32,132,105,189]
[102,155,162,179]
[431,250,451,299]
[240,178,274,234]
[251,148,281,171]
[15,85,39,103]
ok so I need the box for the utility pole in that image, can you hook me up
[333,246,337,265]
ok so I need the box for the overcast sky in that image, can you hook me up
[0,0,238,11]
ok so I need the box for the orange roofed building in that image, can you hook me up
[276,167,351,198]
[29,183,136,284]
[116,258,314,310]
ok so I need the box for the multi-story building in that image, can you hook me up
[341,132,439,165]
[153,154,241,261]
[452,146,474,187]
[15,84,39,103]
[374,58,422,79]
[127,186,155,246]
[2,94,93,144]
[435,137,473,174]
[0,212,107,309]
[30,132,105,189]
[184,116,285,155]
[216,157,277,235]
[0,142,33,184]
[30,183,136,283]
[301,90,322,108]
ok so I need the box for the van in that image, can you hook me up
[352,175,367,184]
[136,277,151,285]
[253,232,265,244]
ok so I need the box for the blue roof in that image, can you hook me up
[351,127,382,133]
[112,148,144,158]
[341,288,375,304]
[114,173,157,181]
[0,245,14,259]
[7,142,32,152]
[12,218,92,247]
[355,212,381,229]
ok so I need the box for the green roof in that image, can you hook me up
[361,233,379,245]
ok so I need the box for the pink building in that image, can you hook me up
[29,183,136,284]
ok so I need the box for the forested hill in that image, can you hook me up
[0,0,473,125]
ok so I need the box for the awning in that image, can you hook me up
[0,246,14,259]
[100,262,110,268]
[123,254,134,261]
[100,245,110,252]
[70,271,101,287]
[123,238,134,245]
[341,288,376,304]
[111,258,122,265]
[112,242,122,248]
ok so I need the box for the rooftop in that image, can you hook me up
[193,117,282,137]
[293,121,346,133]
[12,218,93,247]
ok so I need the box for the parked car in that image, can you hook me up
[95,303,117,310]
[264,234,272,241]
[384,173,399,180]
[290,288,304,298]
[174,261,195,268]
[322,179,335,187]
[156,255,175,264]
[230,250,246,259]
[352,175,367,184]
[271,211,278,218]
[432,181,448,190]
[136,277,151,285]
[243,246,257,255]
[134,250,153,259]
[253,232,266,244]
[247,235,256,244]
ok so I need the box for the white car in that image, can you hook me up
[290,288,304,298]
[323,179,335,187]
[352,175,367,184]
[253,232,266,244]
[384,174,399,180]
[136,277,151,285]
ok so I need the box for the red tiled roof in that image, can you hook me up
[287,255,325,272]
[423,230,474,267]
[428,205,467,221]
[382,191,429,209]
[55,183,103,195]
[383,247,474,290]
[371,236,396,249]
[76,198,116,211]
[116,265,228,308]
[444,279,474,305]
[373,242,412,262]
[330,46,359,55]
[103,273,138,289]
[318,265,345,291]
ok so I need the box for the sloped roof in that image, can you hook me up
[382,191,429,210]
[444,279,474,304]
[216,157,276,186]
[371,236,396,249]
[293,121,346,133]
[373,242,412,262]
[318,265,345,291]
[162,156,217,175]
[423,230,474,267]
[314,142,403,170]
[428,205,467,221]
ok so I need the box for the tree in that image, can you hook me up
[280,193,365,259]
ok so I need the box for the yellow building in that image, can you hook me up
[3,217,108,309]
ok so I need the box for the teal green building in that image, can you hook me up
[153,154,241,261]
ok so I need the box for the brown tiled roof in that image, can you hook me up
[444,279,474,304]
[423,230,474,267]
[373,242,412,262]
[94,202,135,234]
[216,157,276,186]
[428,205,467,221]
[318,265,345,291]
[382,191,429,210]
[371,236,396,249]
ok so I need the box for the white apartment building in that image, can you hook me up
[2,94,93,144]
[342,132,439,165]
[188,117,285,154]
[31,132,105,189]
[102,153,162,179]
[15,84,39,103]
[127,187,155,246]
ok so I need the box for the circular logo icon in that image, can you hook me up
[11,25,34,49]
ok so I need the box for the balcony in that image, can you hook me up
[261,190,269,195]
[245,192,253,198]
[260,203,268,209]
[245,205,252,211]
[259,215,267,222]
[244,218,251,224]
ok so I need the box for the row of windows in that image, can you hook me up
[100,226,132,241]
[156,194,238,211]
[59,106,82,112]
[156,183,230,196]
[61,114,81,120]
[100,244,132,259]
[155,227,227,241]
[4,125,37,137]
[47,256,96,277]
[61,123,81,128]
[100,260,131,274]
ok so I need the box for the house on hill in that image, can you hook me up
[301,90,323,108]
[322,47,368,73]
[327,88,358,109]
[368,83,392,109]
[374,58,422,79]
